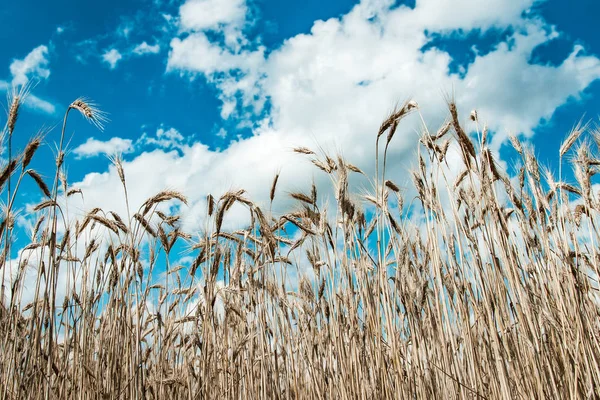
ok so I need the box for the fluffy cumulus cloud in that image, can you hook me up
[74,137,135,158]
[179,0,247,32]
[66,0,600,231]
[10,45,51,85]
[168,34,265,119]
[168,34,262,75]
[0,45,56,114]
[73,127,190,160]
[167,0,265,119]
[102,48,123,69]
[401,0,539,31]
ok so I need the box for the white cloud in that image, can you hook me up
[157,127,184,141]
[166,0,264,119]
[179,0,247,32]
[133,41,161,55]
[73,126,190,161]
[74,137,134,158]
[10,45,50,86]
[138,127,188,150]
[102,49,123,69]
[63,0,600,235]
[168,0,259,76]
[168,34,264,75]
[168,33,266,119]
[24,94,56,115]
[56,26,65,34]
[406,0,540,32]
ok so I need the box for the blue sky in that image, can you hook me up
[1,0,600,235]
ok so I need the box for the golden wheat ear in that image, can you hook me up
[5,82,34,136]
[69,98,109,131]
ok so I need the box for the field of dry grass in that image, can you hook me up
[1,91,600,399]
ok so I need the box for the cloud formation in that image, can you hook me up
[73,125,190,159]
[179,0,247,32]
[10,45,50,86]
[102,48,123,69]
[133,41,161,55]
[167,0,265,119]
[0,45,56,115]
[74,137,135,158]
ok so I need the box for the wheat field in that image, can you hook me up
[1,92,600,399]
